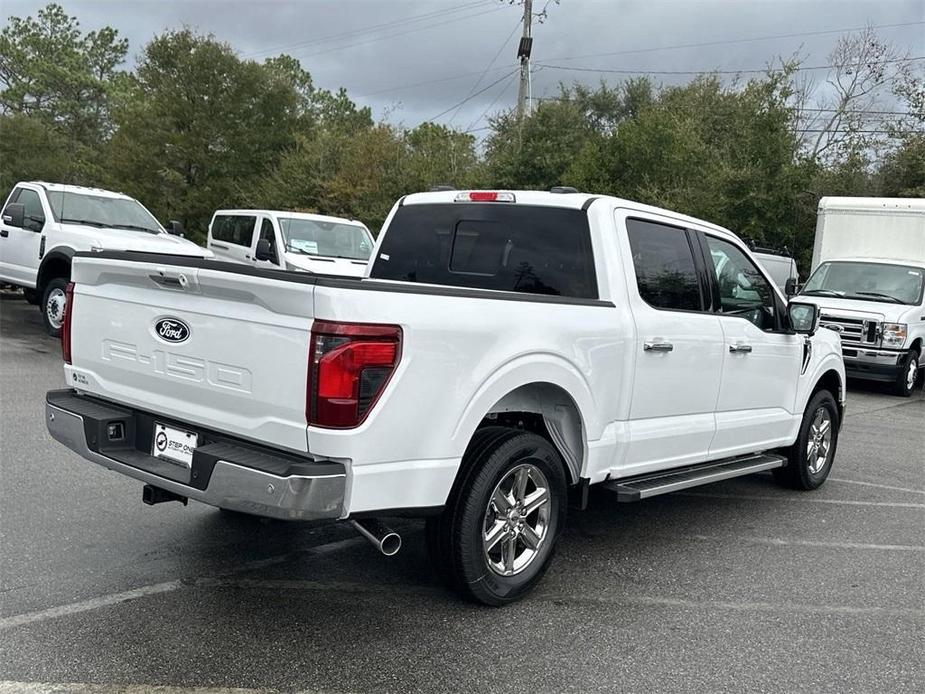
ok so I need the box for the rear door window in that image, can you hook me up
[211,215,257,246]
[371,204,598,299]
[626,218,703,311]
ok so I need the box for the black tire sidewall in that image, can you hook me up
[895,350,919,397]
[451,432,567,605]
[41,277,68,337]
[792,390,839,489]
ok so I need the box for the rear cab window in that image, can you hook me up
[211,215,257,247]
[370,203,598,299]
[626,218,704,311]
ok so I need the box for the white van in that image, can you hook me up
[207,209,374,277]
[799,196,925,396]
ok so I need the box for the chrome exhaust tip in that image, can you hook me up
[350,518,402,556]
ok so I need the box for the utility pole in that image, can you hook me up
[516,0,533,119]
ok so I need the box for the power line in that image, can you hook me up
[464,71,519,132]
[538,20,925,63]
[253,4,508,61]
[448,19,522,125]
[427,69,520,122]
[534,55,923,76]
[355,65,514,99]
[242,1,493,58]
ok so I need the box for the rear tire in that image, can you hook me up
[428,427,567,606]
[773,389,839,490]
[893,349,919,398]
[40,277,68,338]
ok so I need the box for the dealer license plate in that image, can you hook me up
[152,423,198,468]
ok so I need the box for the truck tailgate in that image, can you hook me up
[67,254,315,452]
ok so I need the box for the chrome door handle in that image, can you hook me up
[643,341,674,352]
[729,344,753,353]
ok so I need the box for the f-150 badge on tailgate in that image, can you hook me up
[154,318,190,343]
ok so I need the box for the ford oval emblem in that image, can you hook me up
[154,317,190,343]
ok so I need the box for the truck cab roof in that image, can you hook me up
[21,181,135,200]
[401,190,738,241]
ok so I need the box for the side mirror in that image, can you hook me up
[788,301,820,335]
[255,238,276,263]
[784,277,798,297]
[167,220,185,237]
[2,203,24,228]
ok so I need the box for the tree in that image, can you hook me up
[104,30,309,239]
[0,3,127,185]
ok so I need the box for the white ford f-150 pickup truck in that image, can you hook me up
[0,181,207,336]
[46,189,845,605]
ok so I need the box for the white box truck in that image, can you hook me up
[800,196,925,396]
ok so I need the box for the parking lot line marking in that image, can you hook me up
[0,580,183,631]
[676,492,925,509]
[550,594,925,618]
[0,682,304,693]
[686,534,925,552]
[0,536,366,632]
[828,477,925,495]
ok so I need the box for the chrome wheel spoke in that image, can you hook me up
[523,488,549,517]
[484,519,507,553]
[492,488,512,514]
[513,467,529,503]
[503,535,517,573]
[521,523,541,550]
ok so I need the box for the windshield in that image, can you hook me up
[801,261,924,305]
[277,217,372,261]
[47,191,162,233]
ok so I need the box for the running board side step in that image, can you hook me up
[602,453,786,502]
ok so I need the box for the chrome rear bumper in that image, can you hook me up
[45,390,345,521]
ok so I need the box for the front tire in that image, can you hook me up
[40,277,68,337]
[428,427,567,606]
[773,390,839,490]
[893,349,920,398]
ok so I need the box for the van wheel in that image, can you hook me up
[893,349,919,397]
[773,390,839,490]
[40,277,69,337]
[428,427,567,606]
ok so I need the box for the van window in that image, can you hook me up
[626,218,703,311]
[370,204,598,299]
[212,215,256,246]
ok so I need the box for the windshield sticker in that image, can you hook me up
[380,253,390,261]
[910,270,922,276]
[290,239,318,254]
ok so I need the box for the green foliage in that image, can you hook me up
[0,3,127,188]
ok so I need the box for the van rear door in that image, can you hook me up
[208,213,258,265]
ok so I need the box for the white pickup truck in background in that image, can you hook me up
[207,209,374,277]
[46,189,845,605]
[0,181,207,335]
[800,196,925,396]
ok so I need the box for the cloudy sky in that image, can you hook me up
[3,0,923,135]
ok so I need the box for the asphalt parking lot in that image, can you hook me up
[1,293,923,694]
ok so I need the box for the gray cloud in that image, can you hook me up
[3,0,923,134]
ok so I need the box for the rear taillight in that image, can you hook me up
[61,281,75,365]
[307,320,402,428]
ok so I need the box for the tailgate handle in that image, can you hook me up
[149,270,193,290]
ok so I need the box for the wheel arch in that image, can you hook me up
[808,368,844,424]
[452,357,598,486]
[36,247,74,293]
